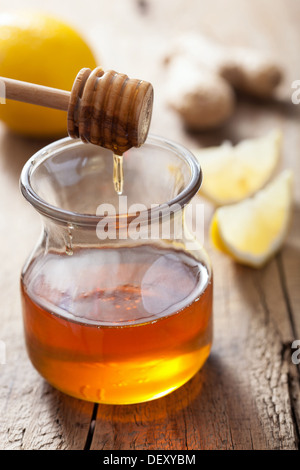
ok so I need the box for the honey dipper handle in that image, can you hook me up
[0,76,70,111]
[0,68,154,154]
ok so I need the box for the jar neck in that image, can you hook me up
[41,206,200,254]
[20,136,202,231]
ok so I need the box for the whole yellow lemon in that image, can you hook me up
[0,12,97,137]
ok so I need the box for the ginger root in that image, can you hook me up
[164,33,283,130]
[166,56,235,130]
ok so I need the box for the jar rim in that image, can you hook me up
[20,134,202,227]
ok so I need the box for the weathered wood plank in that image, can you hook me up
[0,358,93,450]
[90,240,299,449]
[0,0,299,450]
[0,129,93,450]
[91,0,300,448]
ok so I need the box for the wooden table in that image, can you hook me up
[0,0,299,450]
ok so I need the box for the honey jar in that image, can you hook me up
[20,135,212,404]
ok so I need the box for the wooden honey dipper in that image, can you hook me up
[0,66,154,155]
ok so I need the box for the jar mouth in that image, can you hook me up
[20,134,202,227]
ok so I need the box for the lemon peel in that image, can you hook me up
[0,11,97,137]
[210,169,293,268]
[194,129,282,205]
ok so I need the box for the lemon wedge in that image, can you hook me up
[210,169,293,268]
[194,129,282,205]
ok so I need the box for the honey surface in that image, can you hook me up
[21,245,212,404]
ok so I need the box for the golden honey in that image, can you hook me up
[21,245,212,404]
[113,154,124,195]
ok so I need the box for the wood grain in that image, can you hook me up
[0,76,71,111]
[0,0,299,450]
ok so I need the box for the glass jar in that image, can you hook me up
[20,135,213,405]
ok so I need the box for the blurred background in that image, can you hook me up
[0,0,298,141]
[0,0,298,278]
[0,0,298,251]
[0,0,299,451]
[0,0,300,144]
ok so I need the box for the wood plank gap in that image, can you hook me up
[276,253,300,448]
[276,253,299,347]
[287,362,300,450]
[83,403,99,450]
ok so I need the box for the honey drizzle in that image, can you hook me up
[113,154,124,195]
